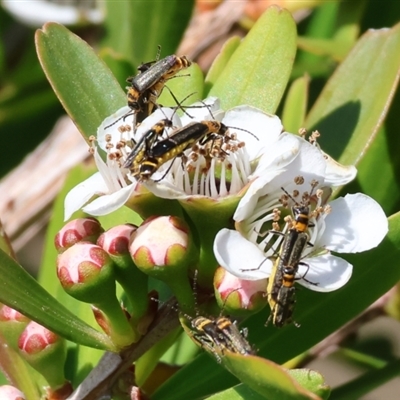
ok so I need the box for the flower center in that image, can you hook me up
[166,134,253,197]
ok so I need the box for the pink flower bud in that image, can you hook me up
[0,305,29,323]
[130,216,195,271]
[0,305,30,349]
[18,322,67,390]
[57,243,136,348]
[18,321,58,354]
[214,267,268,315]
[57,241,112,285]
[130,216,198,314]
[97,224,137,257]
[55,218,103,252]
[0,386,25,400]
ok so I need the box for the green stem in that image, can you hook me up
[94,295,137,348]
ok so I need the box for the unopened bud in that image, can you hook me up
[55,218,103,253]
[57,242,136,347]
[0,305,29,350]
[98,224,149,335]
[18,321,67,389]
[214,267,268,316]
[130,216,198,314]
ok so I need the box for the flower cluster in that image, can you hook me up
[63,96,388,325]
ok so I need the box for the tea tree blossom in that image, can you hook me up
[214,160,388,293]
[64,98,301,219]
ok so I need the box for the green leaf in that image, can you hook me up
[209,7,297,113]
[158,63,204,109]
[102,1,194,68]
[281,75,310,133]
[35,23,126,140]
[0,249,113,351]
[305,22,400,165]
[288,370,330,400]
[297,1,365,63]
[204,36,241,95]
[0,341,41,400]
[206,385,268,400]
[297,37,349,62]
[221,353,323,400]
[99,48,135,89]
[342,86,400,216]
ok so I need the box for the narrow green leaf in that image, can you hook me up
[0,340,41,400]
[102,1,194,67]
[305,23,400,165]
[342,87,400,216]
[0,249,113,350]
[297,37,349,62]
[158,63,204,108]
[204,37,241,95]
[35,23,126,140]
[281,75,309,133]
[209,6,297,113]
[297,1,366,62]
[222,353,322,400]
[99,48,135,89]
[288,370,330,400]
[339,348,387,369]
[207,385,267,399]
[343,125,400,216]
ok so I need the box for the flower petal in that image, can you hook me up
[234,133,301,221]
[97,106,133,151]
[64,172,108,220]
[271,135,326,192]
[82,183,135,216]
[222,106,283,159]
[297,253,353,292]
[143,177,185,199]
[322,150,357,186]
[214,229,273,280]
[319,193,388,253]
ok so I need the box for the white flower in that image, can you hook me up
[64,98,223,220]
[144,104,290,201]
[65,98,290,219]
[214,190,388,293]
[64,106,165,220]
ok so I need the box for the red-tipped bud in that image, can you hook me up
[130,216,198,315]
[214,267,268,316]
[98,224,150,330]
[130,216,197,276]
[0,386,25,400]
[18,322,67,389]
[97,224,137,266]
[57,243,136,348]
[55,218,104,253]
[0,305,29,349]
[18,321,60,355]
[57,242,115,304]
